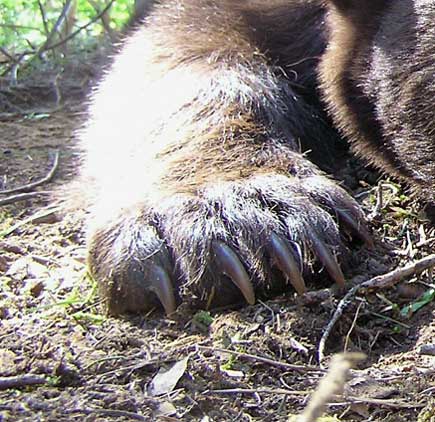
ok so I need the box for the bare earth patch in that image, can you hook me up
[0,80,434,422]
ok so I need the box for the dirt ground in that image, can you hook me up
[0,69,434,422]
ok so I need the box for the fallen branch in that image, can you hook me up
[338,395,424,409]
[0,205,59,237]
[318,254,435,364]
[0,150,59,195]
[198,345,324,374]
[208,387,307,396]
[209,384,422,410]
[66,408,148,421]
[0,375,46,390]
[0,191,51,206]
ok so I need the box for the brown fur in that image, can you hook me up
[81,0,330,221]
[320,0,435,199]
[79,0,435,315]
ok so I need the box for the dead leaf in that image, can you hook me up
[0,349,18,376]
[148,356,189,396]
[154,401,177,417]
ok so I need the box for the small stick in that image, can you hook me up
[0,375,46,390]
[318,254,435,364]
[0,205,59,237]
[0,150,59,195]
[67,408,148,421]
[198,346,324,373]
[339,396,424,409]
[208,387,308,396]
[208,386,421,409]
[0,191,51,206]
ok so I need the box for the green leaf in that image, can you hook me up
[400,288,435,318]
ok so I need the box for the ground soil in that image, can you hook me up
[0,70,434,422]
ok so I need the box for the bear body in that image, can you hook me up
[321,0,435,199]
[78,0,434,315]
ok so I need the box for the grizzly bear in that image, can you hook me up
[78,0,435,315]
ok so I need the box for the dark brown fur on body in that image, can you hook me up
[80,0,376,315]
[321,0,435,199]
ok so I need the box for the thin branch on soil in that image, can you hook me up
[368,183,384,220]
[0,150,59,195]
[93,358,168,379]
[343,301,363,352]
[198,346,324,373]
[318,254,435,364]
[0,191,51,206]
[208,387,308,396]
[0,106,65,120]
[0,205,59,237]
[67,408,148,421]
[208,386,422,409]
[339,396,424,409]
[0,375,46,390]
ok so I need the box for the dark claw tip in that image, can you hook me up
[148,264,177,315]
[212,241,256,305]
[268,233,306,295]
[309,232,346,287]
[336,208,374,249]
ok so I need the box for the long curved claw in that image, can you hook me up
[336,208,374,249]
[212,241,256,305]
[308,232,346,287]
[148,264,177,315]
[268,233,306,295]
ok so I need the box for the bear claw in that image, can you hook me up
[211,241,256,305]
[336,208,374,248]
[308,231,345,287]
[268,233,306,295]
[148,263,177,315]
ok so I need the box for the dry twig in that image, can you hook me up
[0,191,51,206]
[0,205,59,237]
[67,408,148,421]
[0,150,59,195]
[198,346,324,374]
[209,387,308,396]
[0,375,47,390]
[318,254,435,364]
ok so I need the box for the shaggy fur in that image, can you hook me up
[78,0,434,315]
[320,0,435,198]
